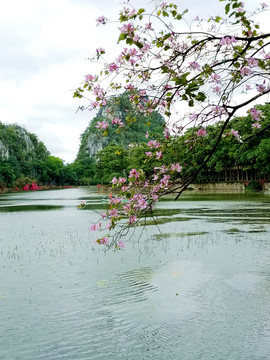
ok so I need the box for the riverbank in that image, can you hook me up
[0,185,76,194]
[189,181,270,192]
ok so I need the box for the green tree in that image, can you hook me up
[96,143,128,183]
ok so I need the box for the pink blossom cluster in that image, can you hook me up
[96,121,109,130]
[120,7,136,19]
[90,222,102,231]
[95,237,109,245]
[171,163,182,172]
[240,67,251,77]
[108,63,119,72]
[163,128,170,139]
[147,140,161,149]
[219,36,237,46]
[210,73,221,84]
[23,182,39,191]
[85,74,96,82]
[119,22,136,36]
[111,118,124,127]
[197,128,207,137]
[249,107,263,121]
[189,62,201,71]
[247,58,258,67]
[111,177,126,186]
[230,129,240,138]
[129,168,141,180]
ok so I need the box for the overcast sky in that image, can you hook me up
[0,0,268,163]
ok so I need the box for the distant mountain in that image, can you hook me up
[0,122,50,186]
[76,93,165,162]
[0,122,49,162]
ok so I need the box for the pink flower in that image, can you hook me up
[106,220,112,229]
[156,151,162,160]
[240,67,251,76]
[85,74,96,82]
[96,121,109,130]
[145,131,149,138]
[108,63,119,72]
[128,216,137,224]
[163,128,170,139]
[129,168,140,179]
[147,140,160,149]
[118,241,125,248]
[23,184,29,191]
[141,42,151,53]
[160,175,170,187]
[247,58,258,67]
[219,36,237,46]
[133,34,140,42]
[197,128,207,137]
[189,62,201,71]
[210,73,221,83]
[256,84,267,93]
[231,129,240,138]
[109,208,119,218]
[95,237,109,245]
[111,177,118,185]
[171,163,182,172]
[145,22,153,30]
[252,122,261,129]
[110,197,122,205]
[90,223,102,231]
[96,16,107,26]
[250,108,263,121]
[112,118,124,127]
[145,152,153,157]
[118,177,126,184]
[119,22,135,35]
[96,47,105,55]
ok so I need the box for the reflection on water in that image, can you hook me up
[0,188,270,359]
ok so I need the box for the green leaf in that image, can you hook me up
[137,8,145,15]
[118,33,126,42]
[195,92,207,102]
[125,192,131,199]
[162,11,169,17]
[225,3,230,14]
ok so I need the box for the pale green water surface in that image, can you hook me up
[0,188,270,359]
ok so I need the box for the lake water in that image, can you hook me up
[1,187,270,360]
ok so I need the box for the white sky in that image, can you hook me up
[0,0,268,163]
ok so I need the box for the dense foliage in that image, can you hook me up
[0,122,69,188]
